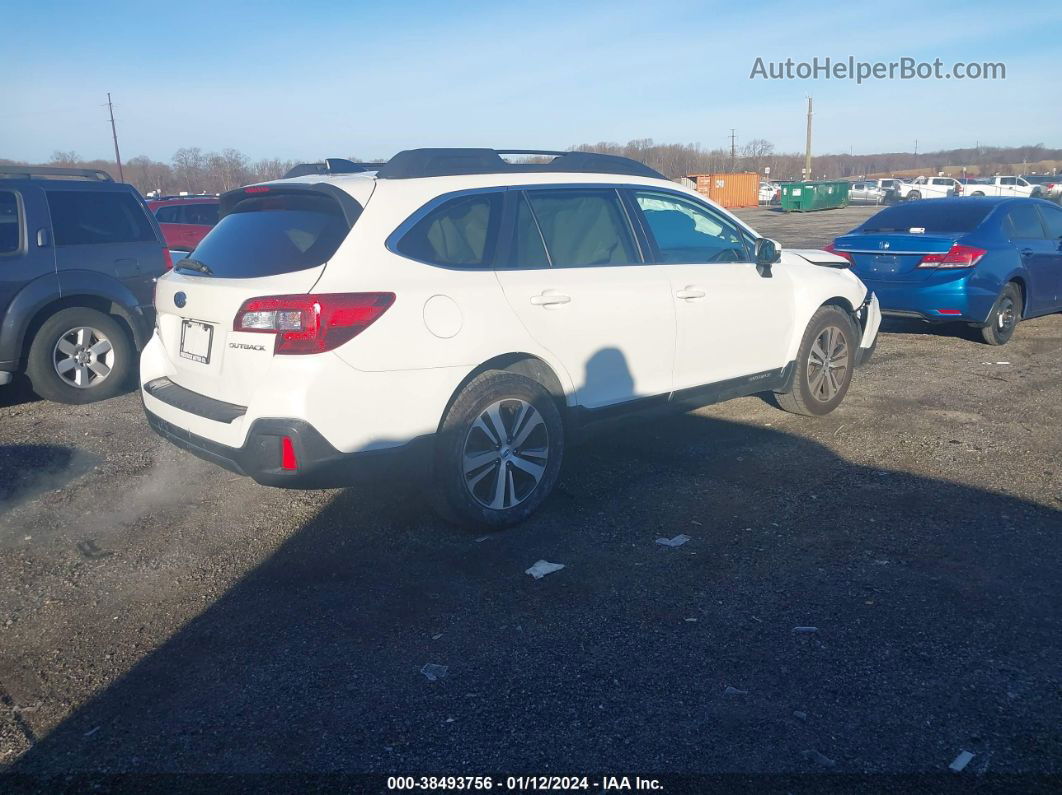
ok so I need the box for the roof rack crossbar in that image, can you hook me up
[373,148,665,180]
[0,165,113,181]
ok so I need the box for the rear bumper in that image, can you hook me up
[145,409,433,489]
[862,278,997,325]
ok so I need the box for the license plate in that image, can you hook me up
[179,320,214,364]
[870,254,901,273]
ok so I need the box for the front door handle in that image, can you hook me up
[675,287,707,300]
[530,293,571,307]
[1020,248,1034,258]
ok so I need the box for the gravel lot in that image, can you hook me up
[2,204,1060,783]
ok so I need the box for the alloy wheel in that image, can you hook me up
[53,326,114,389]
[462,398,549,510]
[807,325,849,403]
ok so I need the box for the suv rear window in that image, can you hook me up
[0,192,20,254]
[47,190,156,246]
[187,193,351,278]
[861,203,993,233]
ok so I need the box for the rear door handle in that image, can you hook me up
[1020,248,1034,258]
[530,293,571,307]
[675,287,706,300]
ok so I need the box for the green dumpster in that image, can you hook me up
[779,180,850,212]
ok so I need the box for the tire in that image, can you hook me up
[980,283,1022,346]
[433,370,564,529]
[25,307,135,404]
[970,191,985,197]
[907,191,921,201]
[776,306,857,417]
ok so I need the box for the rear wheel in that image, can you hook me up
[907,190,922,201]
[980,283,1022,345]
[25,307,134,404]
[433,371,564,529]
[970,191,985,197]
[776,306,857,417]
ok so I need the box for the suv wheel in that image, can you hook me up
[777,306,856,417]
[907,190,921,201]
[434,371,564,529]
[980,283,1021,346]
[26,307,134,404]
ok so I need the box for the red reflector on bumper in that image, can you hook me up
[936,309,963,315]
[281,436,298,470]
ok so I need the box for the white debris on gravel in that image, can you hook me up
[420,663,449,682]
[525,560,565,579]
[656,534,690,548]
[949,750,975,773]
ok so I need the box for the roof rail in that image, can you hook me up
[373,148,665,180]
[0,165,114,182]
[282,158,384,179]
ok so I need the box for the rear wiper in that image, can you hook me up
[176,258,214,275]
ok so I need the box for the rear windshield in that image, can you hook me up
[185,193,351,278]
[860,203,993,234]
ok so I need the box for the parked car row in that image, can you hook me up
[2,153,1059,530]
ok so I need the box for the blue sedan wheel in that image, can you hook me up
[981,283,1022,346]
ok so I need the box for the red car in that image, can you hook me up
[147,196,219,251]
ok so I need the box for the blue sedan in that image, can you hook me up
[827,197,1062,344]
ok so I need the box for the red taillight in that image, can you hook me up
[936,309,963,315]
[244,186,270,194]
[281,436,298,470]
[162,248,173,270]
[917,244,986,269]
[233,293,395,354]
[823,242,855,265]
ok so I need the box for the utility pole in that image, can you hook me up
[107,92,124,182]
[804,97,813,181]
[729,129,736,170]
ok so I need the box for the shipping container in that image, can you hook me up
[779,180,849,212]
[686,172,758,208]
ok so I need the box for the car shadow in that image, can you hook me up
[5,408,1061,779]
[878,316,983,342]
[0,376,41,409]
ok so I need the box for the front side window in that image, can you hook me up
[1037,204,1062,240]
[396,193,500,267]
[524,189,638,268]
[634,191,749,264]
[0,191,20,254]
[47,190,156,246]
[1005,204,1045,240]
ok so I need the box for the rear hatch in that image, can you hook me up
[153,183,369,405]
[832,201,995,283]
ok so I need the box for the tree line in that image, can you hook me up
[2,141,1058,195]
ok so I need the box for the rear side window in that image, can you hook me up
[47,190,156,246]
[1039,204,1062,239]
[861,203,992,233]
[510,193,549,268]
[1005,204,1045,239]
[189,192,352,278]
[0,191,20,254]
[634,191,748,264]
[155,205,184,223]
[525,189,637,268]
[185,204,218,226]
[396,193,500,267]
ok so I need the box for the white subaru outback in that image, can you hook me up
[141,149,880,528]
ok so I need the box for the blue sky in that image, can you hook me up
[2,0,1060,162]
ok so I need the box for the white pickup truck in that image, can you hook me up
[897,176,963,200]
[962,176,1039,198]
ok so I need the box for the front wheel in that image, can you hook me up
[433,371,564,529]
[25,307,135,404]
[906,190,922,201]
[776,306,857,417]
[970,191,985,197]
[980,283,1022,345]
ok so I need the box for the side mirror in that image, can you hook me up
[754,238,781,274]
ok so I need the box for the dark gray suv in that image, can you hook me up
[0,166,168,403]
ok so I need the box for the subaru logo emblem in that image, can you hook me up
[880,241,890,250]
[174,292,187,308]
